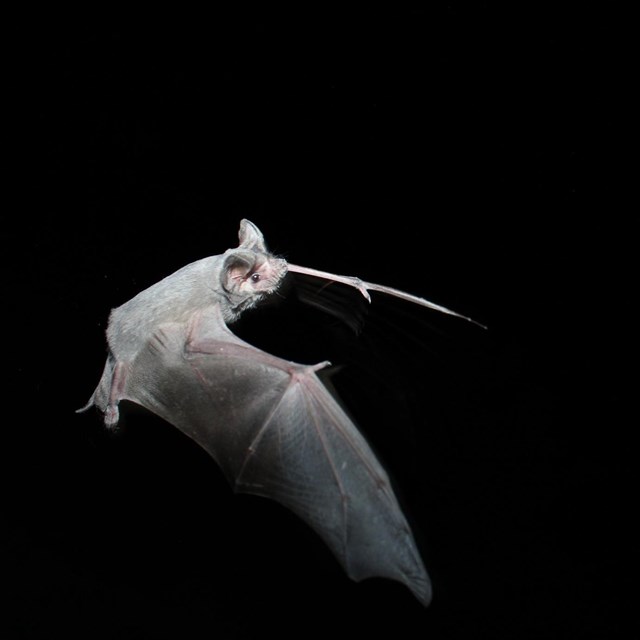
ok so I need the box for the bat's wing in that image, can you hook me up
[119,305,432,605]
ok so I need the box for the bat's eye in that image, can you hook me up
[250,273,261,283]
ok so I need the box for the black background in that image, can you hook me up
[7,7,634,639]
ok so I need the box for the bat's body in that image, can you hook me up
[81,220,480,605]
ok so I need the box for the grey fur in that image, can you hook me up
[81,219,287,425]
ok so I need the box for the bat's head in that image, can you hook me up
[221,220,288,320]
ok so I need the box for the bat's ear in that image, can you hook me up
[222,251,253,294]
[223,251,255,278]
[238,219,266,252]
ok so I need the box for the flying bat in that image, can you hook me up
[79,219,483,605]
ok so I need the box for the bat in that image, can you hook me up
[79,219,483,606]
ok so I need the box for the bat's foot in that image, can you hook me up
[104,403,120,428]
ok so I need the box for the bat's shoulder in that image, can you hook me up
[106,255,226,359]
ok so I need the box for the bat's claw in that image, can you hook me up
[349,277,372,303]
[309,360,332,373]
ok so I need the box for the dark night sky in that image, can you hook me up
[7,8,634,639]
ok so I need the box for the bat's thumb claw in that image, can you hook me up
[309,360,332,373]
[353,278,371,302]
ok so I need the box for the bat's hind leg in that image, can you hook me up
[103,359,128,427]
[78,355,129,428]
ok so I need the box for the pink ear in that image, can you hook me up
[238,219,266,251]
